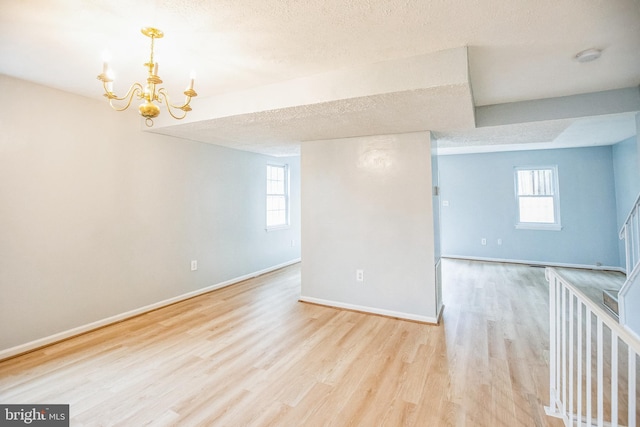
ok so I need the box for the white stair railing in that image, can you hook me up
[546,267,639,427]
[619,192,640,326]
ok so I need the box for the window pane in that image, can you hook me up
[519,196,555,223]
[517,169,554,196]
[267,165,285,195]
[274,180,284,194]
[517,170,532,195]
[266,194,286,227]
[267,196,285,211]
[266,165,289,228]
[267,165,276,180]
[274,211,285,225]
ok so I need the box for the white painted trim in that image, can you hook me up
[435,303,445,324]
[442,255,625,273]
[0,258,301,361]
[624,323,640,343]
[543,406,563,420]
[515,223,562,231]
[547,267,640,427]
[544,408,622,427]
[299,296,439,324]
[514,165,562,231]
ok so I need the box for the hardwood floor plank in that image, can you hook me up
[0,260,570,426]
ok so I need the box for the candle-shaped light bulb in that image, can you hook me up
[105,69,114,92]
[188,71,196,90]
[101,51,111,75]
[154,62,158,76]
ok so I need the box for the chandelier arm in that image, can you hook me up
[158,88,195,110]
[157,88,189,120]
[105,83,145,111]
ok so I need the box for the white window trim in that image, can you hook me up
[514,165,562,231]
[266,225,290,232]
[265,164,290,231]
[515,222,562,231]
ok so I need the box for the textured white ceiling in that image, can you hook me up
[150,84,475,156]
[1,0,639,155]
[435,113,639,155]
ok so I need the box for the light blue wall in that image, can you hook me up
[612,136,640,266]
[439,146,620,268]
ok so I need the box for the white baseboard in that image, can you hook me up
[0,258,301,361]
[299,296,439,324]
[443,255,625,273]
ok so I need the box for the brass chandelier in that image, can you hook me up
[97,27,197,127]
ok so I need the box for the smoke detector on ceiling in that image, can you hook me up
[574,48,602,63]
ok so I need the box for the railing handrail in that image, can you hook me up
[546,267,640,355]
[546,266,639,427]
[619,190,640,240]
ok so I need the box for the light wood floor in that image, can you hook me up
[548,265,625,319]
[0,259,566,426]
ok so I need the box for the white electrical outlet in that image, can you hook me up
[356,269,364,282]
[191,260,198,271]
[497,238,502,245]
[481,238,487,246]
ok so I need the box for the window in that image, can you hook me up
[514,166,561,230]
[266,164,289,229]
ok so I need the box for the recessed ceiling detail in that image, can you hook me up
[148,49,476,156]
[436,89,640,155]
[435,112,638,155]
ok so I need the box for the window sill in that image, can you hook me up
[515,223,562,231]
[265,225,290,232]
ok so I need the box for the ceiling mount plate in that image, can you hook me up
[141,27,164,39]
